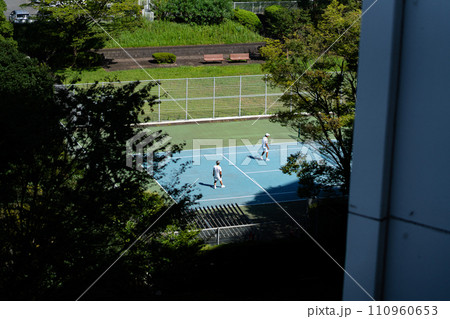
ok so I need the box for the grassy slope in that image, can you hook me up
[59,63,265,84]
[104,20,264,48]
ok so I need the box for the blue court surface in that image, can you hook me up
[156,142,325,207]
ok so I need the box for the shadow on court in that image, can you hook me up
[198,182,215,189]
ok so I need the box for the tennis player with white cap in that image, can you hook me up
[260,133,270,161]
[213,160,225,189]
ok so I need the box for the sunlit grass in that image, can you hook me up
[57,63,265,84]
[105,20,264,48]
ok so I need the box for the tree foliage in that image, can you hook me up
[0,0,13,41]
[261,0,361,196]
[263,5,309,40]
[15,0,142,68]
[297,0,361,24]
[0,42,202,300]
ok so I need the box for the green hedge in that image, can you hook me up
[233,8,262,32]
[152,52,177,64]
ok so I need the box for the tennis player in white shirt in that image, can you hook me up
[213,160,225,189]
[260,133,270,161]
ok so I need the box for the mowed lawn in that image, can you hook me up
[59,63,265,84]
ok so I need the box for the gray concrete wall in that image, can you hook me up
[98,42,266,60]
[344,0,450,301]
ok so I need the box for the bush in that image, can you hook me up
[262,5,310,40]
[233,8,262,32]
[155,0,233,25]
[263,5,293,39]
[152,52,176,64]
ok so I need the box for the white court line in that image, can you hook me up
[197,191,298,202]
[168,144,310,159]
[221,154,376,301]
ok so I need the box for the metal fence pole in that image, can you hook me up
[239,75,242,117]
[213,77,216,119]
[216,228,220,245]
[158,83,161,122]
[185,78,189,120]
[264,74,268,115]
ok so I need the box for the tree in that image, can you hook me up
[0,42,202,300]
[16,0,142,68]
[0,0,13,41]
[262,5,309,40]
[260,0,361,196]
[297,0,361,23]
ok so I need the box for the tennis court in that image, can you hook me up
[155,141,324,207]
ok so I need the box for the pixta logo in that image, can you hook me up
[126,129,172,175]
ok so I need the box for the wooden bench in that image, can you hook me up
[203,54,225,63]
[229,53,250,62]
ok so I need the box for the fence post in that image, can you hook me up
[239,75,242,117]
[186,78,189,120]
[213,77,216,118]
[264,74,268,115]
[158,82,161,122]
[216,228,220,245]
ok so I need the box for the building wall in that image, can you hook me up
[344,0,450,301]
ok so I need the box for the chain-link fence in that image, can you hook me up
[73,74,291,122]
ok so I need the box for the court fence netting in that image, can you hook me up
[233,1,298,14]
[183,203,308,246]
[66,74,295,123]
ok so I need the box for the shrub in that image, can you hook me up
[152,52,176,64]
[263,5,293,39]
[155,0,233,25]
[233,8,262,32]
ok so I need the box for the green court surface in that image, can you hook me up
[151,118,299,150]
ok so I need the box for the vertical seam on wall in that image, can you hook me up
[379,0,407,301]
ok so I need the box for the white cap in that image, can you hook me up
[265,133,270,136]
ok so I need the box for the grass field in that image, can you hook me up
[104,20,264,48]
[59,63,265,84]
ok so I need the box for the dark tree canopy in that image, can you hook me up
[0,43,202,300]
